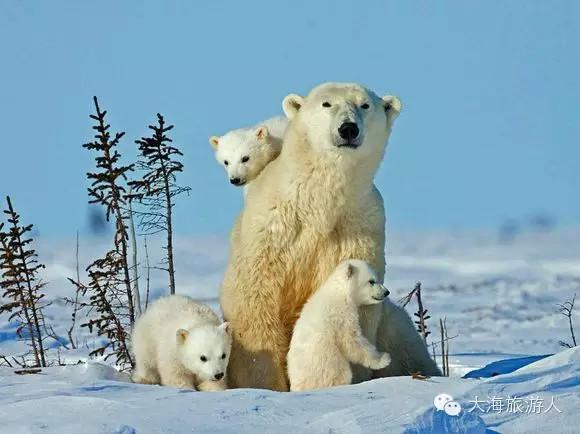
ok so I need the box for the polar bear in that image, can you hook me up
[374,299,442,377]
[209,116,287,189]
[131,295,232,391]
[220,82,402,390]
[287,259,391,391]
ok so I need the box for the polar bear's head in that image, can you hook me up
[282,83,401,163]
[176,322,232,383]
[339,259,390,305]
[209,126,277,187]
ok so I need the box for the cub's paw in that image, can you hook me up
[372,352,391,370]
[198,379,227,392]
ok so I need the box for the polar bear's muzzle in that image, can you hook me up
[372,284,390,301]
[337,121,362,149]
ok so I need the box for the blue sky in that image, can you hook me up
[1,1,579,236]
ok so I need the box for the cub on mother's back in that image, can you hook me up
[209,116,287,189]
[287,259,391,391]
[131,294,232,391]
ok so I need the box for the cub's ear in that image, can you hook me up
[176,328,189,345]
[209,136,220,150]
[381,95,402,123]
[283,94,305,120]
[219,321,232,336]
[255,126,269,143]
[346,263,357,279]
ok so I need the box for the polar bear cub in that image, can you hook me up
[287,259,391,391]
[131,294,232,391]
[209,116,287,189]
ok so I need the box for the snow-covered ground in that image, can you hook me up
[1,348,578,433]
[0,227,579,432]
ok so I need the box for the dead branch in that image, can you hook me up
[66,231,81,349]
[14,368,42,375]
[439,317,452,377]
[0,355,13,367]
[558,293,577,348]
[144,235,151,310]
[128,195,141,316]
[412,282,431,345]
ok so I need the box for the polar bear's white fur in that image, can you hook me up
[287,259,391,391]
[209,116,287,190]
[373,299,442,377]
[221,82,402,390]
[131,295,232,391]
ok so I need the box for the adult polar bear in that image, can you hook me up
[221,82,438,391]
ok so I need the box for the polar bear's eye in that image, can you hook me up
[322,102,331,108]
[368,279,376,285]
[361,103,370,109]
[224,160,229,166]
[200,355,207,362]
[221,353,226,359]
[241,156,250,163]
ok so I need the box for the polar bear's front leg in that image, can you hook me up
[132,365,161,385]
[226,312,289,391]
[221,229,290,391]
[158,364,196,389]
[338,324,391,371]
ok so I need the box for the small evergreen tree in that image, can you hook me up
[68,97,137,369]
[83,96,136,325]
[128,114,190,295]
[69,251,134,369]
[0,197,49,367]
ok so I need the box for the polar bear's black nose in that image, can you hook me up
[338,122,359,140]
[230,177,241,185]
[214,372,224,380]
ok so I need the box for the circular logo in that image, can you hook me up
[444,401,462,416]
[433,393,453,411]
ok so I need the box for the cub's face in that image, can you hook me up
[344,260,390,305]
[283,83,401,160]
[210,126,273,187]
[176,323,232,383]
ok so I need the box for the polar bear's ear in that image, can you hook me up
[219,321,232,336]
[209,136,220,150]
[176,328,189,345]
[346,263,357,279]
[283,94,305,120]
[381,95,402,122]
[255,126,269,143]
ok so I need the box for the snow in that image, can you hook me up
[1,227,579,432]
[1,348,578,433]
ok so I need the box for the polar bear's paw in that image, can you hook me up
[131,369,160,385]
[371,352,391,370]
[197,379,227,392]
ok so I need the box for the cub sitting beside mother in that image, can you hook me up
[131,295,232,391]
[288,259,391,391]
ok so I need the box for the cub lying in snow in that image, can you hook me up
[131,295,232,391]
[209,116,287,191]
[287,259,391,391]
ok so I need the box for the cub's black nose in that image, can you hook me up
[338,122,359,140]
[230,178,241,186]
[214,372,224,380]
